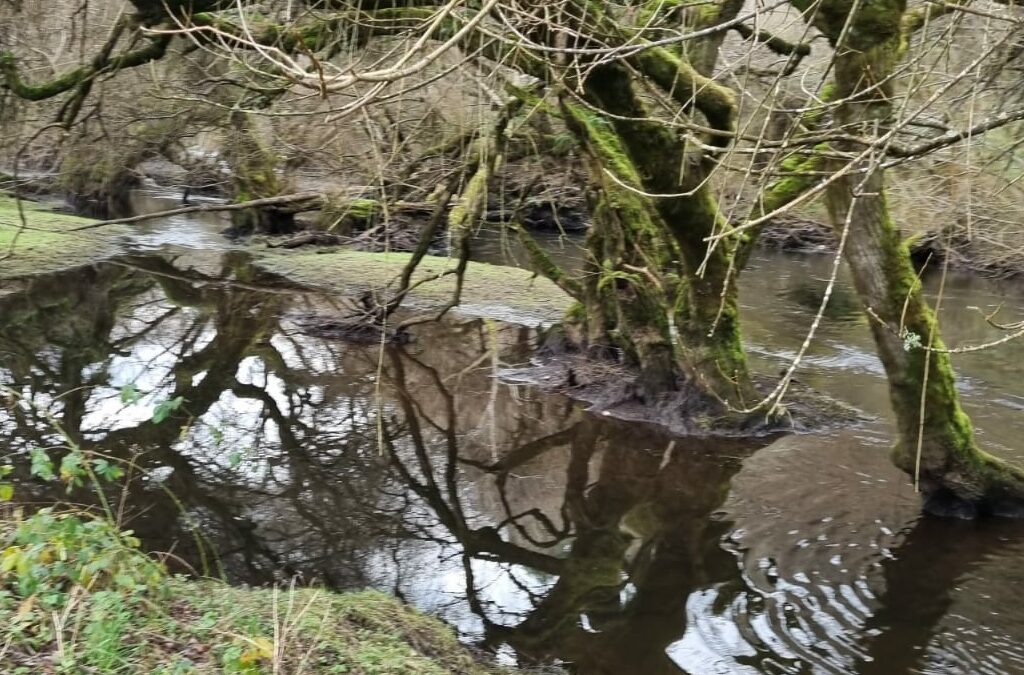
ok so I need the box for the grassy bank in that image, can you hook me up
[0,509,501,674]
[256,249,571,324]
[0,195,127,281]
[0,192,571,323]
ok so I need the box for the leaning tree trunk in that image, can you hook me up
[821,0,1024,514]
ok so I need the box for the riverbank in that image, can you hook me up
[0,509,504,674]
[0,195,129,282]
[255,248,570,326]
[761,211,1024,279]
[1,192,571,324]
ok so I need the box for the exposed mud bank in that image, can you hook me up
[500,350,865,438]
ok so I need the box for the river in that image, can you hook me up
[2,187,1024,673]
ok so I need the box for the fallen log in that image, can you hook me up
[69,192,325,231]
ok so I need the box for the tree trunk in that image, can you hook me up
[823,2,1024,514]
[831,169,1024,513]
[566,61,758,412]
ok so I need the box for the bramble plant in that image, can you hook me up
[0,509,168,669]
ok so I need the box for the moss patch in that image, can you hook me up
[256,249,572,325]
[0,196,127,280]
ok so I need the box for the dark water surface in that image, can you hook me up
[3,200,1024,672]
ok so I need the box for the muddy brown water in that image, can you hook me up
[3,192,1024,673]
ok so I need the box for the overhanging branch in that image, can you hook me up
[1,34,172,102]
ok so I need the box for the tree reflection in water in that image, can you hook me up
[1,252,1017,674]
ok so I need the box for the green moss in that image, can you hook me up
[790,0,906,50]
[558,60,756,403]
[631,45,737,135]
[0,51,91,100]
[318,197,382,232]
[256,249,571,324]
[560,98,665,247]
[753,86,835,219]
[505,84,560,116]
[574,0,737,130]
[0,196,127,280]
[634,0,687,25]
[760,145,828,216]
[226,113,283,203]
[449,169,490,232]
[832,179,1024,505]
[566,106,640,183]
[565,300,587,323]
[516,226,582,298]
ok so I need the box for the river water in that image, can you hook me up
[2,190,1024,673]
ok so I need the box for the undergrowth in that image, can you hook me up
[0,509,496,673]
[0,385,501,674]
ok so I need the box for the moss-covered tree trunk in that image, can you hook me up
[818,0,1024,513]
[562,61,756,412]
[534,1,760,418]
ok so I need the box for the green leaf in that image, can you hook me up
[152,396,185,424]
[92,459,124,482]
[0,483,13,501]
[59,452,85,488]
[119,383,142,405]
[29,448,55,481]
